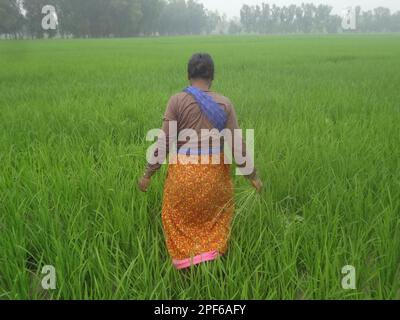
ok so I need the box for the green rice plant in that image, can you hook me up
[0,35,399,300]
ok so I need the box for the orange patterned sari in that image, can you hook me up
[161,153,234,269]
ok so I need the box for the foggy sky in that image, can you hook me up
[200,0,400,17]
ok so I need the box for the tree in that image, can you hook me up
[186,0,206,35]
[389,11,400,32]
[301,3,316,33]
[228,18,242,35]
[240,5,253,33]
[259,3,271,34]
[314,4,333,33]
[373,7,391,32]
[53,0,143,38]
[270,4,281,33]
[204,10,221,35]
[3,1,399,39]
[158,0,210,36]
[0,0,23,38]
[159,0,187,35]
[214,13,229,34]
[326,14,340,34]
[138,0,163,35]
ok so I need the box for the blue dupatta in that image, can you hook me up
[183,86,227,132]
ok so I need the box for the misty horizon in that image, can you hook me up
[200,0,400,17]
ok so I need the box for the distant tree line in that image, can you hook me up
[1,0,400,39]
[238,3,400,34]
[0,0,221,38]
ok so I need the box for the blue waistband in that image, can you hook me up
[177,148,222,156]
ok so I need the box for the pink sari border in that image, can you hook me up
[173,250,221,270]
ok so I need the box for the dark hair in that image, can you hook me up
[188,53,215,81]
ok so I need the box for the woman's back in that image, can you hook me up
[166,91,233,131]
[164,91,241,152]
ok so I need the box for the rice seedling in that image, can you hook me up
[0,35,399,300]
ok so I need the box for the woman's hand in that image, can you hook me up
[251,177,263,193]
[138,176,151,193]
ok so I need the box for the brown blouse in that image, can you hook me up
[144,91,258,180]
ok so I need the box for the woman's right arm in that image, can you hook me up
[226,102,263,192]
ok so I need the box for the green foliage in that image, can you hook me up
[0,0,23,38]
[54,0,144,37]
[239,3,400,34]
[0,35,400,300]
[1,0,221,38]
[2,1,400,38]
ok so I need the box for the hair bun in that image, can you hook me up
[188,53,215,81]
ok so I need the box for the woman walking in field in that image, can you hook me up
[138,53,262,270]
